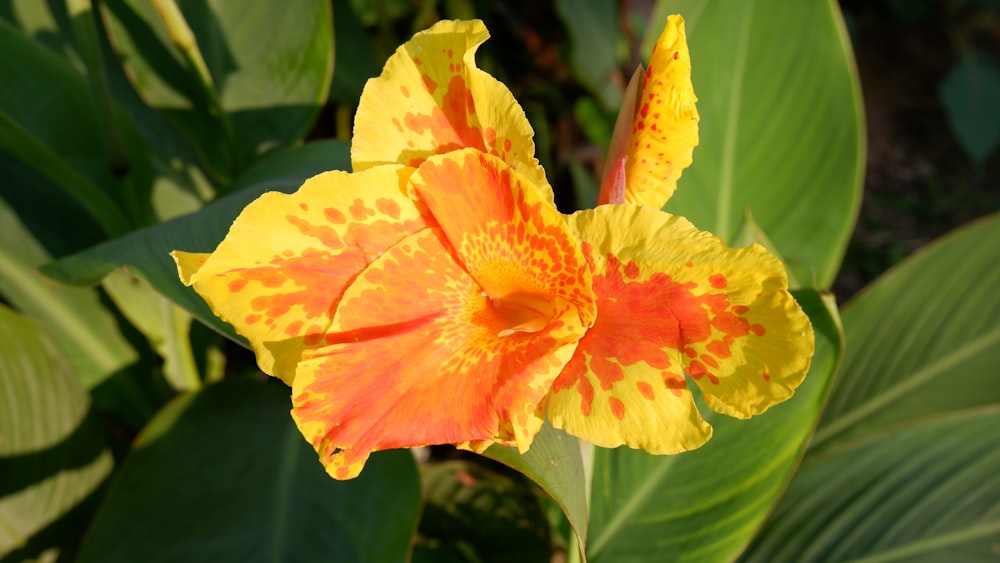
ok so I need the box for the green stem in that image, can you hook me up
[151,0,241,177]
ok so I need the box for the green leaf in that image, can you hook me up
[656,0,864,287]
[0,197,136,389]
[77,377,421,562]
[42,141,351,344]
[742,408,1000,563]
[484,423,592,560]
[554,0,622,110]
[741,213,1000,561]
[100,0,334,179]
[328,0,379,105]
[415,460,554,562]
[0,0,82,68]
[0,305,113,560]
[810,212,1000,454]
[102,269,202,391]
[585,289,842,562]
[940,50,1000,162]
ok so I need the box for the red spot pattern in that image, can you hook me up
[294,228,575,472]
[222,201,426,341]
[552,244,766,415]
[413,152,594,319]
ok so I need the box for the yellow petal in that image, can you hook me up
[172,251,209,285]
[547,205,813,453]
[352,19,550,200]
[172,165,428,384]
[623,15,699,209]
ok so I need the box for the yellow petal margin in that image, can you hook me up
[291,151,594,479]
[171,165,428,384]
[351,19,550,199]
[546,205,813,454]
[623,15,699,209]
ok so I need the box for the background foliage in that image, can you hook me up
[1,0,997,561]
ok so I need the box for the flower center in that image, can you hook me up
[490,291,556,338]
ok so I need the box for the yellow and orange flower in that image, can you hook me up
[172,17,813,479]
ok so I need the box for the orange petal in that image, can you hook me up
[624,15,699,209]
[547,205,813,453]
[411,149,596,330]
[352,20,550,199]
[172,165,428,384]
[291,227,587,480]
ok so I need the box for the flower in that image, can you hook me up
[172,17,813,479]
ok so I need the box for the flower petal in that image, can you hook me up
[172,165,428,383]
[352,19,549,198]
[547,205,813,453]
[291,227,585,480]
[411,149,596,330]
[624,15,699,209]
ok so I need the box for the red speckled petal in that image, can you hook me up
[411,149,596,330]
[172,165,428,384]
[291,226,587,480]
[352,20,550,199]
[623,15,699,209]
[547,205,813,453]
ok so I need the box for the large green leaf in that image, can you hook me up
[810,212,1000,454]
[0,197,136,389]
[77,377,421,562]
[100,0,333,180]
[0,305,113,560]
[585,290,842,562]
[653,0,864,287]
[43,141,351,344]
[742,214,1000,561]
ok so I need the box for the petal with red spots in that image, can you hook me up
[291,226,587,480]
[171,165,428,384]
[623,15,699,209]
[547,205,813,453]
[352,20,550,200]
[411,149,596,331]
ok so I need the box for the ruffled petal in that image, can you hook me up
[172,165,428,383]
[352,19,549,198]
[547,205,813,453]
[291,226,586,479]
[623,15,699,209]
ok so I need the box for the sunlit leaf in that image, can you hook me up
[0,198,136,389]
[77,377,421,562]
[743,214,1000,561]
[0,305,113,561]
[100,0,333,180]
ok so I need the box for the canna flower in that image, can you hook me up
[172,17,813,479]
